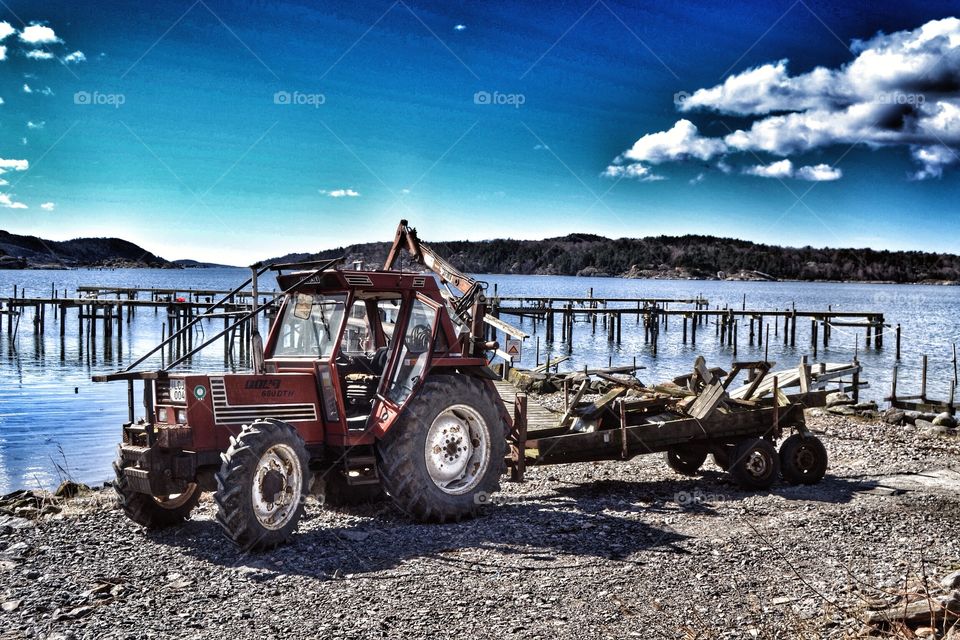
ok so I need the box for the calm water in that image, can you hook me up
[1,268,957,493]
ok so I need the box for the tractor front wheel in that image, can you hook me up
[113,458,200,529]
[214,419,310,551]
[377,375,506,523]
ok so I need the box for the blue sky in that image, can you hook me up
[1,0,959,264]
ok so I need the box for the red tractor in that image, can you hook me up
[95,221,514,550]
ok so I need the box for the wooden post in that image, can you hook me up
[765,325,770,362]
[510,394,527,482]
[852,359,860,403]
[682,315,688,343]
[921,355,928,401]
[895,324,901,360]
[790,309,797,347]
[732,320,738,357]
[890,365,898,403]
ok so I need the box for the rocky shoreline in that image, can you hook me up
[1,408,958,639]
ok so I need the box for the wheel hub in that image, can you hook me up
[745,451,768,476]
[794,447,816,471]
[260,469,285,503]
[424,405,490,495]
[251,444,303,530]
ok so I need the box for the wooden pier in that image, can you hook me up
[1,283,280,368]
[487,289,887,361]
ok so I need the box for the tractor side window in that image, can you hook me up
[271,293,348,358]
[340,301,374,355]
[387,299,437,405]
[376,299,400,346]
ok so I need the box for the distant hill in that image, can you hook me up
[172,259,237,269]
[265,233,960,284]
[0,230,172,269]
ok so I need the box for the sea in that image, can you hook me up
[1,267,956,493]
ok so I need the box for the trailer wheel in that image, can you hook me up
[779,434,828,485]
[664,446,707,476]
[377,375,506,523]
[729,438,780,490]
[214,419,310,551]
[312,471,387,508]
[112,459,200,529]
[711,445,734,471]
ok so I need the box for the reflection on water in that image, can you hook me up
[1,268,958,493]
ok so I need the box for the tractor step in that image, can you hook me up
[342,452,379,486]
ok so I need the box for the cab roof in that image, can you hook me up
[276,269,443,296]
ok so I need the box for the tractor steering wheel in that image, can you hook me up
[405,323,432,354]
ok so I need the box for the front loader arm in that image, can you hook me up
[383,219,497,358]
[384,219,476,295]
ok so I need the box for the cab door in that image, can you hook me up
[367,294,441,437]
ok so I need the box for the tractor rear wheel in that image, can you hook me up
[779,434,828,485]
[214,419,310,551]
[664,445,708,476]
[377,375,506,523]
[729,438,780,490]
[113,458,200,529]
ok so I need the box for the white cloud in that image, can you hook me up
[0,158,28,171]
[319,188,360,198]
[40,202,55,211]
[609,17,960,181]
[63,50,85,64]
[22,83,31,94]
[619,119,727,164]
[0,46,6,61]
[0,193,27,209]
[19,24,60,45]
[744,159,794,178]
[0,21,14,42]
[26,120,44,129]
[25,49,54,60]
[602,163,665,181]
[741,159,842,181]
[454,24,466,32]
[910,144,959,179]
[796,163,843,181]
[689,172,705,185]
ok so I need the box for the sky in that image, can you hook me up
[0,0,959,265]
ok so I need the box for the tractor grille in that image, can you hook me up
[154,380,175,404]
[209,377,318,426]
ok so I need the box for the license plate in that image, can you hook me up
[169,379,186,403]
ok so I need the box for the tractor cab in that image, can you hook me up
[264,269,460,446]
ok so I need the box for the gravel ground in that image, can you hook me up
[1,411,959,640]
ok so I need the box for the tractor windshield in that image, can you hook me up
[271,293,348,358]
